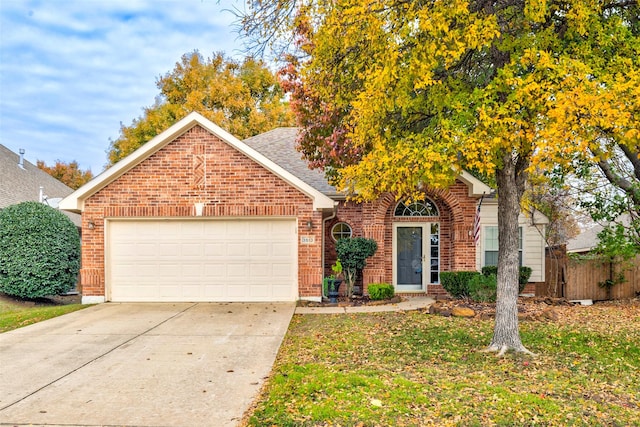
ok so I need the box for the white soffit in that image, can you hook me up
[458,170,493,197]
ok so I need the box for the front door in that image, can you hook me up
[393,223,439,291]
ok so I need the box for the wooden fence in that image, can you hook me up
[543,245,640,300]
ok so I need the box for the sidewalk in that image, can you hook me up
[295,296,435,314]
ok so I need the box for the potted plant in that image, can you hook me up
[326,260,343,303]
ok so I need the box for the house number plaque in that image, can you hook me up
[300,236,315,244]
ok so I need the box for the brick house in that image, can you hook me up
[60,112,547,304]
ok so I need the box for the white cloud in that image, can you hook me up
[0,0,246,173]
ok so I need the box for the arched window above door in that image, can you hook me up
[394,198,439,217]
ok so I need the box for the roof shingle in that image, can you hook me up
[0,144,81,225]
[243,128,339,197]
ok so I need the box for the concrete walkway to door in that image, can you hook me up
[0,302,295,427]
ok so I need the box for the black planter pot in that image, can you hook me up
[327,278,343,303]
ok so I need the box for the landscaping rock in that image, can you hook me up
[542,307,559,321]
[452,306,476,318]
[478,311,494,320]
[518,312,536,321]
[428,303,441,315]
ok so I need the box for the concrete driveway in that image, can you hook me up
[0,302,295,427]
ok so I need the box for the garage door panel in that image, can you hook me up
[249,263,269,278]
[204,263,227,275]
[249,242,269,256]
[272,242,294,255]
[204,242,224,256]
[180,221,204,235]
[108,219,297,302]
[180,243,204,257]
[227,242,250,256]
[226,263,249,278]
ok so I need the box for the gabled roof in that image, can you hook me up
[457,171,493,197]
[567,214,633,253]
[0,144,80,226]
[244,128,492,199]
[243,128,339,197]
[59,112,336,212]
[567,225,602,253]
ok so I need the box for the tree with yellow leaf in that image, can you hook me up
[107,51,294,165]
[242,0,640,354]
[36,160,93,190]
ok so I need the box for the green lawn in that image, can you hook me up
[0,294,87,333]
[244,301,640,426]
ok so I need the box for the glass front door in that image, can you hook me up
[394,223,439,291]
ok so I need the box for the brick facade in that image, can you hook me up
[80,125,324,299]
[76,118,486,301]
[324,181,479,297]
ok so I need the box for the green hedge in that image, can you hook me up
[440,271,481,298]
[441,267,532,300]
[368,283,395,300]
[481,266,532,293]
[468,274,497,303]
[0,202,80,299]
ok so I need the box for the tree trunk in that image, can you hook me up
[485,155,534,356]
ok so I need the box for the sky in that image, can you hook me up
[0,0,247,174]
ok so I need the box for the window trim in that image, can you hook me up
[330,222,353,242]
[394,198,439,217]
[483,226,523,267]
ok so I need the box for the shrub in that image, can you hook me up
[481,266,497,277]
[519,266,533,287]
[481,265,532,293]
[368,283,395,300]
[468,274,497,303]
[440,271,481,298]
[336,237,377,297]
[0,202,80,299]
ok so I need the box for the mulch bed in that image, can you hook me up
[0,292,81,307]
[297,295,403,307]
[428,296,640,321]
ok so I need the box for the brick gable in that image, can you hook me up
[79,125,323,299]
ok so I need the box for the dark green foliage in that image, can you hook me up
[368,283,395,300]
[335,238,378,272]
[323,277,330,297]
[518,266,532,287]
[439,271,481,298]
[336,237,378,297]
[468,274,497,303]
[481,266,497,276]
[481,265,532,293]
[0,202,80,298]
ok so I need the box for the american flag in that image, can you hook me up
[473,195,484,245]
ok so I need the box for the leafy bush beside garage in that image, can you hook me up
[0,201,80,299]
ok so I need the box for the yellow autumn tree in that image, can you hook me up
[242,0,640,354]
[36,160,93,190]
[107,51,294,165]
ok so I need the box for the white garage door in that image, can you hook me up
[107,219,297,302]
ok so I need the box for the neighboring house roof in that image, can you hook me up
[566,225,603,253]
[59,112,337,213]
[567,214,635,253]
[243,127,340,197]
[0,144,81,226]
[243,127,492,199]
